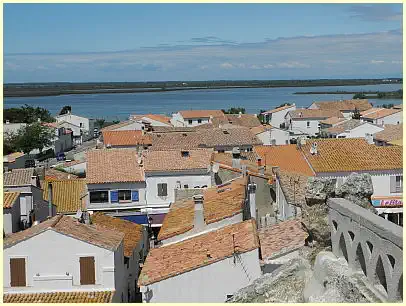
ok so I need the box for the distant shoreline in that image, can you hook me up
[4,79,402,98]
[294,90,403,99]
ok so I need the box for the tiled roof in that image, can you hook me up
[289,109,344,120]
[259,219,308,260]
[102,130,152,146]
[144,149,213,172]
[388,139,402,146]
[42,179,86,214]
[323,119,364,134]
[86,149,145,184]
[319,117,348,126]
[158,177,248,241]
[276,170,309,206]
[4,152,25,163]
[225,114,261,128]
[393,104,403,109]
[313,99,372,112]
[4,215,124,251]
[4,168,36,186]
[139,219,259,286]
[131,114,172,125]
[361,107,402,120]
[91,212,144,258]
[100,120,134,132]
[263,104,295,114]
[301,138,403,173]
[45,168,79,180]
[3,192,20,209]
[3,291,115,303]
[254,145,315,176]
[374,124,403,142]
[152,126,196,133]
[41,122,58,128]
[250,125,270,135]
[179,109,226,119]
[63,159,86,167]
[150,127,262,150]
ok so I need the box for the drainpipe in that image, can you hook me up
[47,182,53,218]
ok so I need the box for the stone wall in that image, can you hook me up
[174,188,204,202]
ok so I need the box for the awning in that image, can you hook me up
[118,213,166,226]
[372,197,403,208]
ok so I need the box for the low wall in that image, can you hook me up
[328,198,403,302]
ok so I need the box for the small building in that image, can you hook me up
[308,99,372,118]
[171,110,226,127]
[360,108,403,126]
[322,119,384,139]
[3,152,29,172]
[101,120,144,132]
[55,112,95,144]
[42,122,74,154]
[61,160,87,175]
[3,192,22,235]
[101,130,152,149]
[224,113,261,128]
[373,124,403,146]
[251,125,290,145]
[129,114,172,127]
[319,116,348,130]
[285,109,344,137]
[138,219,262,302]
[3,215,126,302]
[261,104,296,128]
[3,122,27,136]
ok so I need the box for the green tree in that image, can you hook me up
[257,109,267,123]
[15,123,54,154]
[221,107,246,114]
[353,93,366,99]
[3,132,19,155]
[95,118,106,129]
[275,103,291,109]
[59,105,72,115]
[4,104,55,123]
[352,107,361,120]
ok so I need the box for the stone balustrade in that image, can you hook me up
[328,198,403,302]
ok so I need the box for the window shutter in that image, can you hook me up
[131,190,139,202]
[390,176,396,193]
[110,190,119,203]
[80,256,95,285]
[162,183,167,196]
[10,258,26,287]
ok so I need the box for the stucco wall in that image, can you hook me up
[115,121,143,131]
[336,123,384,138]
[141,249,261,302]
[269,105,296,128]
[376,111,403,126]
[290,119,320,136]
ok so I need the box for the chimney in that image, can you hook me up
[238,112,242,118]
[5,120,10,124]
[242,164,248,177]
[37,118,41,123]
[31,176,37,187]
[258,166,265,175]
[231,147,241,169]
[365,133,374,144]
[256,157,262,166]
[47,181,53,218]
[209,115,213,123]
[193,194,205,231]
[248,183,257,220]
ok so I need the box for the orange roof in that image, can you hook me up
[301,138,403,173]
[250,125,271,135]
[319,117,348,126]
[259,219,308,260]
[263,104,295,114]
[144,149,213,172]
[374,124,403,142]
[254,145,315,176]
[179,109,225,119]
[86,149,145,184]
[139,219,259,286]
[143,114,171,125]
[100,120,134,132]
[3,291,115,303]
[91,213,144,258]
[4,152,25,163]
[289,109,344,119]
[158,177,248,241]
[102,130,152,146]
[3,192,20,209]
[43,179,86,214]
[313,99,372,112]
[45,168,79,180]
[361,107,402,120]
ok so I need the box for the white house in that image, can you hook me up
[373,124,403,146]
[322,119,384,139]
[129,114,172,127]
[170,110,226,127]
[261,104,296,128]
[308,99,372,118]
[55,112,95,144]
[42,122,74,154]
[138,219,262,302]
[360,108,403,126]
[101,120,144,132]
[3,152,30,172]
[251,125,290,145]
[285,109,344,137]
[3,192,22,235]
[3,215,127,303]
[143,149,214,218]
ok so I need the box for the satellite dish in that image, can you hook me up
[74,209,83,220]
[212,163,219,173]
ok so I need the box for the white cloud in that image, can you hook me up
[220,62,234,69]
[277,61,310,68]
[370,60,385,64]
[263,64,274,69]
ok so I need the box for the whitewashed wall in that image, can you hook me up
[56,114,92,137]
[275,178,297,221]
[114,121,143,131]
[141,117,171,127]
[3,198,21,234]
[376,111,403,126]
[287,116,321,136]
[170,113,210,127]
[63,162,86,174]
[140,248,261,302]
[336,123,384,138]
[268,105,296,128]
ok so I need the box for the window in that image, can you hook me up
[10,258,26,287]
[157,183,168,196]
[218,150,225,153]
[119,190,131,202]
[80,123,83,128]
[181,151,190,157]
[198,119,202,124]
[307,121,310,128]
[188,120,193,125]
[79,256,95,285]
[90,191,109,203]
[184,184,189,189]
[391,176,403,193]
[124,257,129,269]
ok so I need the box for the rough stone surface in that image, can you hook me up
[335,172,374,211]
[305,177,336,206]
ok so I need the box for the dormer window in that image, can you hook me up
[223,130,229,135]
[181,151,189,157]
[182,133,187,137]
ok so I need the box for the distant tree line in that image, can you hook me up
[4,104,55,123]
[221,107,246,114]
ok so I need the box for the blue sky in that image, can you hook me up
[4,3,403,83]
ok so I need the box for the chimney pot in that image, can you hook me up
[6,120,10,124]
[192,194,205,230]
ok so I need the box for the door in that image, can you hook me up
[80,256,95,285]
[10,258,26,287]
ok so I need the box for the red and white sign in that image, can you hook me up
[372,198,403,207]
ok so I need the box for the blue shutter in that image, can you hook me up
[111,190,119,203]
[131,190,139,202]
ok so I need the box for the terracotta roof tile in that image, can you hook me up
[91,212,144,257]
[323,119,364,134]
[301,138,403,173]
[4,152,25,163]
[100,120,134,132]
[63,159,86,167]
[374,124,403,142]
[250,125,270,135]
[4,215,124,251]
[179,109,226,119]
[139,219,259,286]
[319,117,348,126]
[45,168,79,180]
[131,114,171,125]
[361,107,402,119]
[152,126,196,133]
[225,114,261,128]
[289,109,344,119]
[102,130,152,146]
[276,170,310,206]
[3,192,20,209]
[263,104,295,114]
[254,145,315,176]
[158,177,248,241]
[86,149,145,184]
[144,149,213,172]
[259,219,308,260]
[4,168,36,186]
[43,179,86,214]
[313,99,372,112]
[3,291,115,303]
